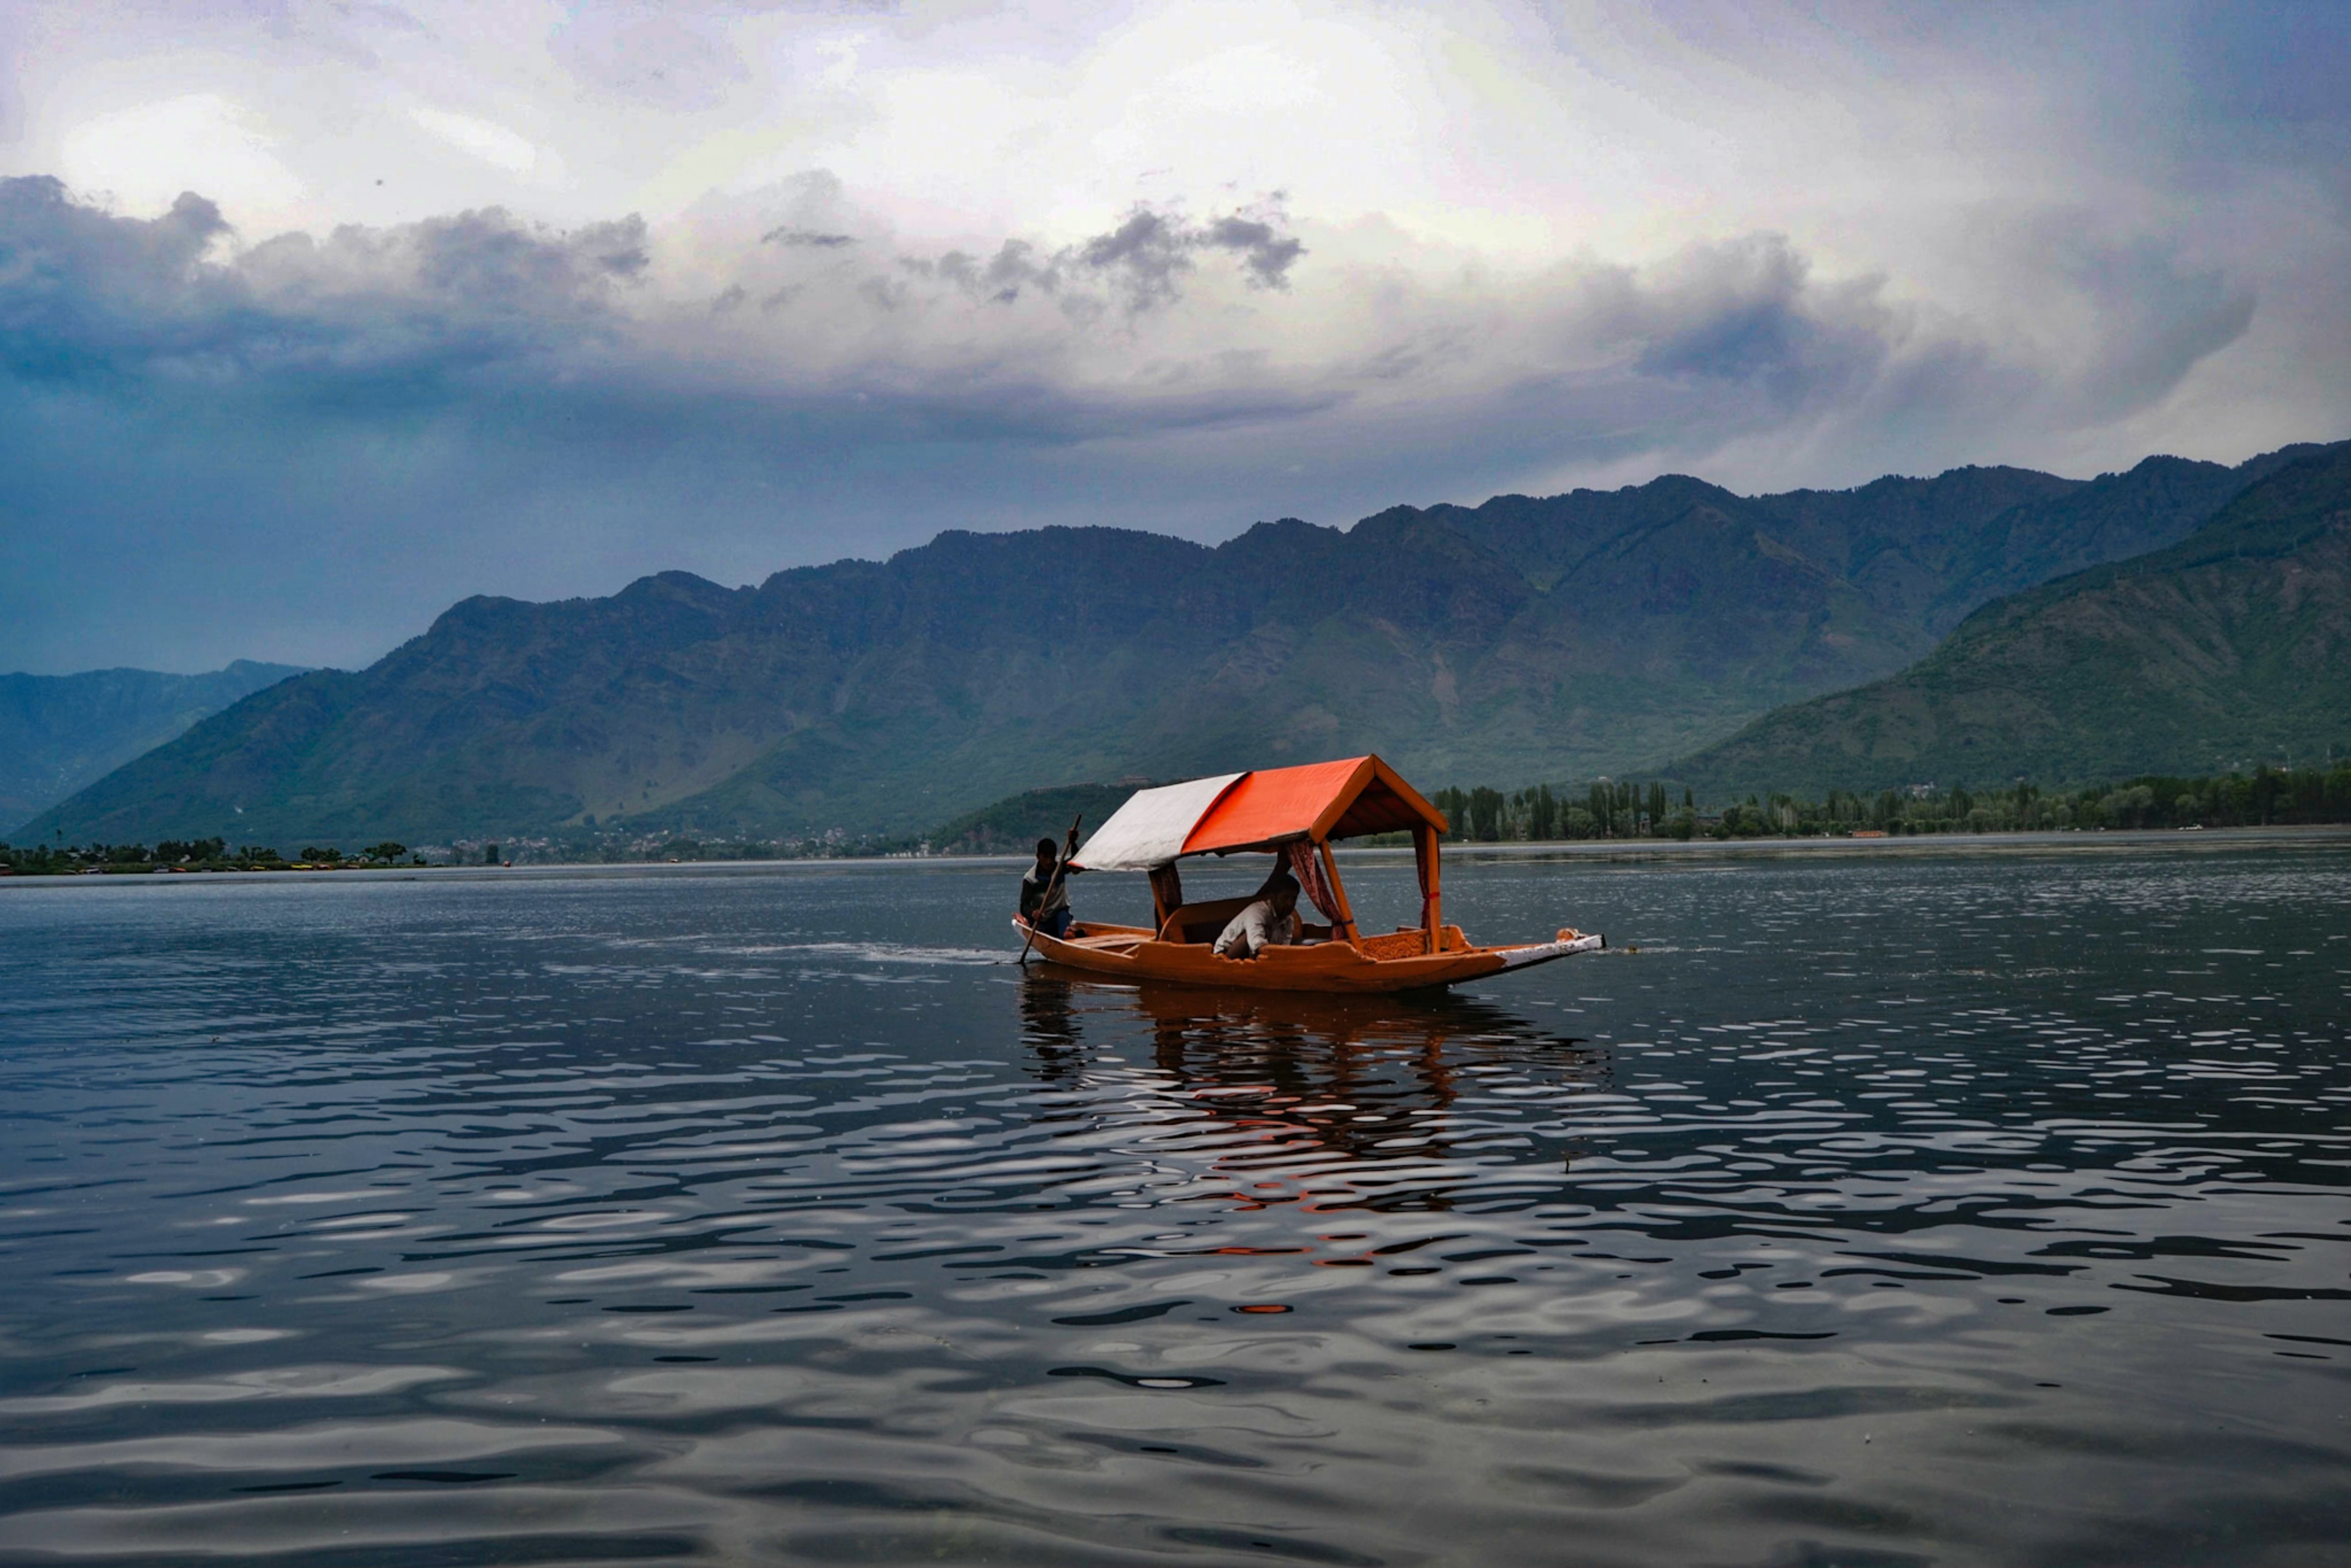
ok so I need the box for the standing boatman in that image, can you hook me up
[1019,825,1081,940]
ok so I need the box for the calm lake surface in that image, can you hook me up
[2,842,2347,1567]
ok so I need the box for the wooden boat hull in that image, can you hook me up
[1019,920,1603,993]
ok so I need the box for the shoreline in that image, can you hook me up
[1387,823,2351,863]
[6,824,2349,890]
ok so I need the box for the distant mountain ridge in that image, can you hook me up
[1670,443,2351,795]
[0,661,306,834]
[21,444,2316,847]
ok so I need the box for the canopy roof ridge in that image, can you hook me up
[1072,753,1447,873]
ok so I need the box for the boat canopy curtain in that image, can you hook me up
[1285,840,1342,925]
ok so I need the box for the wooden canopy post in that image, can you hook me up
[1415,823,1443,953]
[1315,838,1360,948]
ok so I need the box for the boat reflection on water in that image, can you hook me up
[1020,968,1609,1213]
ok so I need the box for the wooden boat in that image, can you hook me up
[1015,754,1602,993]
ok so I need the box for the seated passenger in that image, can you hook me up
[1214,873,1300,960]
[1019,834,1078,939]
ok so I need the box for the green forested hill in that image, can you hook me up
[1669,444,2351,797]
[20,444,2315,848]
[0,661,306,833]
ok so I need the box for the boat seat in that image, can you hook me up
[1156,895,1258,944]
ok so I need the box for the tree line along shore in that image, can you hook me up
[12,763,2349,875]
[1422,763,2351,844]
[0,838,509,876]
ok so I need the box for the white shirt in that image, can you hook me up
[1213,899,1297,958]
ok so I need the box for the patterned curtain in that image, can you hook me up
[1285,841,1342,925]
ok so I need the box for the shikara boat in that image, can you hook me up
[1015,754,1602,993]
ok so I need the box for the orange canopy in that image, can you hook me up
[1181,755,1448,855]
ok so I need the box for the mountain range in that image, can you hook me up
[1671,443,2351,797]
[0,662,306,836]
[16,441,2338,849]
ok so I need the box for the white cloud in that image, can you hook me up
[57,93,303,218]
[409,107,541,177]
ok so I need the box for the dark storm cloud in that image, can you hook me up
[1611,235,1890,409]
[922,239,1055,304]
[0,175,646,402]
[912,200,1304,312]
[1076,208,1194,307]
[0,182,238,383]
[761,226,857,247]
[1202,212,1306,290]
[1073,200,1305,302]
[4,179,2067,462]
[0,175,2273,673]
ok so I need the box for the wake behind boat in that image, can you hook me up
[1014,754,1602,993]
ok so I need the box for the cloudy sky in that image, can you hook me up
[3,1,2346,673]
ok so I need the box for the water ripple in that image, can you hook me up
[1,847,2346,1564]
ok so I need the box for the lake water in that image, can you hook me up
[2,842,2347,1566]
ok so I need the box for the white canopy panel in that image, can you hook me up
[1071,774,1244,872]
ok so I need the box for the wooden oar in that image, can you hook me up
[1016,813,1084,966]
